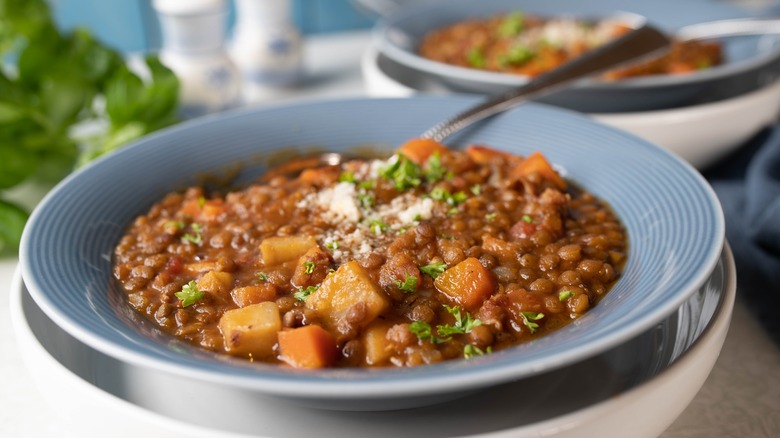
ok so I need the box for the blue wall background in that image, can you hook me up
[50,0,377,53]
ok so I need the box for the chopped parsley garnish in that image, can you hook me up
[447,207,459,215]
[294,285,318,302]
[470,184,482,195]
[498,11,525,37]
[467,46,486,68]
[325,240,339,251]
[464,344,492,359]
[256,271,268,282]
[175,280,204,307]
[430,188,468,206]
[437,305,481,336]
[358,192,375,209]
[380,154,422,191]
[500,44,534,66]
[181,223,203,245]
[559,290,574,301]
[520,311,544,333]
[409,321,448,344]
[419,261,447,279]
[521,214,534,223]
[164,220,185,231]
[424,152,446,182]
[358,180,376,190]
[338,171,356,183]
[395,274,418,293]
[368,219,389,235]
[485,213,497,220]
[303,261,315,274]
[197,196,206,208]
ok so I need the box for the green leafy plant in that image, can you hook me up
[0,0,180,254]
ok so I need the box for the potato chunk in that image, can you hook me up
[305,260,389,330]
[278,325,338,369]
[219,302,281,358]
[362,321,393,366]
[231,284,277,307]
[197,271,233,296]
[259,235,317,266]
[434,257,496,310]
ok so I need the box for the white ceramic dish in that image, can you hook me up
[10,243,735,437]
[362,45,780,169]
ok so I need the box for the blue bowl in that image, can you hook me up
[20,97,724,410]
[373,0,780,112]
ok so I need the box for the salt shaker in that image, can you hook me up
[230,0,304,103]
[152,0,241,118]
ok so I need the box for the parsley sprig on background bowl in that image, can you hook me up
[0,0,180,255]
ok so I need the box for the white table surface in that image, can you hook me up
[1,30,779,438]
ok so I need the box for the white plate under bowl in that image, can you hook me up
[10,244,735,437]
[362,45,780,169]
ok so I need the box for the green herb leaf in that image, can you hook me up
[498,11,525,37]
[368,219,389,235]
[470,184,482,195]
[520,311,544,334]
[467,46,486,68]
[175,280,204,307]
[430,187,468,207]
[464,344,492,359]
[395,274,418,293]
[409,321,449,344]
[294,285,318,302]
[559,290,573,301]
[521,215,534,223]
[424,151,446,182]
[338,171,356,183]
[500,44,534,67]
[358,180,376,190]
[325,240,339,251]
[182,223,203,245]
[419,261,447,279]
[437,305,482,336]
[358,192,375,209]
[380,154,422,191]
[303,261,316,274]
[485,213,497,221]
[257,272,268,282]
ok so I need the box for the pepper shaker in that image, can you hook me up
[230,0,304,103]
[153,0,241,118]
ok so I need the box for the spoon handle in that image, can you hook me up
[420,24,671,142]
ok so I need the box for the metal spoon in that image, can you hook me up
[420,22,671,142]
[271,20,671,176]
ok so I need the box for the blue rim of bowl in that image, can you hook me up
[372,0,775,91]
[19,96,725,400]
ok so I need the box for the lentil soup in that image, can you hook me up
[113,139,627,369]
[419,12,723,79]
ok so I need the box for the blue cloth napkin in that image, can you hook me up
[704,125,780,343]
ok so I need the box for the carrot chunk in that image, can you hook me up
[465,144,513,164]
[434,257,496,310]
[510,151,566,190]
[397,138,448,165]
[181,199,226,223]
[278,325,338,369]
